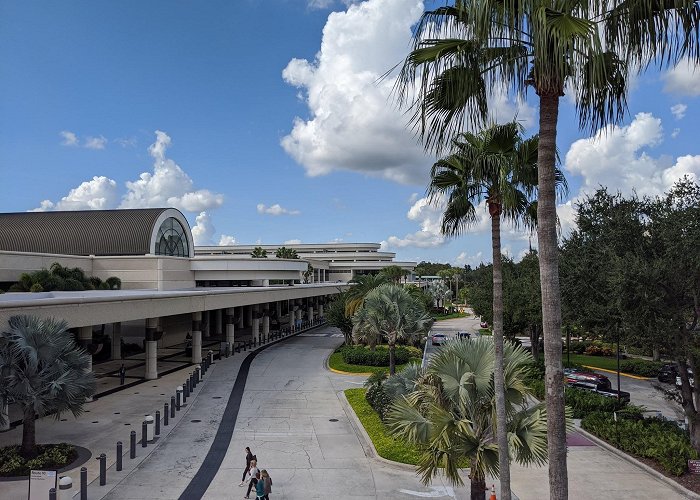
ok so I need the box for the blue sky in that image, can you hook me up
[1,0,698,267]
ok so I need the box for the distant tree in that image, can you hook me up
[251,247,268,258]
[0,315,96,458]
[415,261,452,277]
[325,292,353,345]
[405,284,433,312]
[303,264,314,284]
[427,281,452,311]
[275,247,299,259]
[379,265,408,283]
[8,262,121,292]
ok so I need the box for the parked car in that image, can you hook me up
[480,321,488,328]
[565,369,631,403]
[657,363,677,383]
[431,333,447,346]
[676,367,695,388]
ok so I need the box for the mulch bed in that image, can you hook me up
[630,452,700,494]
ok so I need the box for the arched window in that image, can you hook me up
[155,217,190,257]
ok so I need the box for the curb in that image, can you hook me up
[324,350,373,376]
[575,425,700,499]
[337,390,416,472]
[583,365,651,380]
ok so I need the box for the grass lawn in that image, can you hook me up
[478,328,492,335]
[328,352,416,374]
[345,388,422,465]
[433,312,468,321]
[565,353,624,371]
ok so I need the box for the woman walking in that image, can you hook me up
[254,472,266,500]
[239,447,255,487]
[261,470,272,500]
[244,461,259,499]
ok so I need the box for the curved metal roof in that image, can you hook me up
[0,208,190,256]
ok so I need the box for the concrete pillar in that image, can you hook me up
[225,308,235,345]
[289,306,295,330]
[262,313,270,338]
[308,306,314,322]
[252,305,260,343]
[236,308,244,328]
[145,318,159,380]
[276,301,282,319]
[192,312,202,364]
[215,309,223,337]
[111,322,122,360]
[262,279,269,287]
[245,306,253,327]
[319,304,324,318]
[203,311,211,339]
[78,326,93,374]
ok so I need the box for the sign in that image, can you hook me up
[28,470,57,500]
[689,459,700,474]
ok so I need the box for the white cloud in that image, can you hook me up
[308,0,335,8]
[191,211,216,246]
[284,239,302,245]
[119,131,224,211]
[382,196,447,249]
[218,234,236,246]
[60,131,78,147]
[454,251,485,267]
[115,137,137,148]
[256,203,300,216]
[32,176,118,211]
[670,103,687,120]
[662,58,700,96]
[672,128,681,138]
[84,135,107,150]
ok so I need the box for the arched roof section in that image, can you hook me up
[0,208,194,258]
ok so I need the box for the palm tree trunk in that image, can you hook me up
[470,473,487,500]
[21,407,37,459]
[537,92,568,499]
[491,213,511,500]
[389,343,396,375]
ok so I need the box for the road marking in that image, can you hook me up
[398,486,455,498]
[583,365,651,380]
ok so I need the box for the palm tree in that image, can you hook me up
[325,292,354,345]
[275,247,299,259]
[427,122,565,498]
[394,3,698,496]
[387,338,548,500]
[251,246,268,258]
[0,315,96,458]
[427,280,452,312]
[351,283,433,375]
[344,273,388,316]
[379,265,408,283]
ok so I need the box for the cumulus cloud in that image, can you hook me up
[119,131,224,211]
[671,103,687,120]
[191,211,216,246]
[218,234,236,246]
[382,196,447,249]
[256,203,300,216]
[662,58,700,96]
[84,135,108,150]
[60,131,79,147]
[33,176,118,212]
[454,251,485,267]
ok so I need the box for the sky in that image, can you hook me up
[0,0,698,267]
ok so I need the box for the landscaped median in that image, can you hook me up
[344,388,421,464]
[327,344,422,375]
[564,353,661,379]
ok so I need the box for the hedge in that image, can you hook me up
[619,359,665,377]
[581,411,697,476]
[0,443,77,476]
[339,345,420,367]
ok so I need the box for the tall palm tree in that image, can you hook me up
[344,273,388,316]
[394,3,698,496]
[275,247,299,259]
[251,246,268,258]
[352,283,433,375]
[387,338,548,500]
[428,122,564,498]
[0,315,96,458]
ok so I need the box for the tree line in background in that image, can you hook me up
[250,246,299,259]
[4,262,122,293]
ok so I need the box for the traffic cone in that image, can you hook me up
[489,484,497,500]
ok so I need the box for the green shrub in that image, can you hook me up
[565,387,629,418]
[619,359,664,377]
[365,383,393,420]
[340,345,414,367]
[0,443,77,476]
[585,344,614,357]
[581,412,697,476]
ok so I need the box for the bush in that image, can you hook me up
[340,345,415,367]
[565,387,629,418]
[365,383,393,420]
[585,344,615,357]
[0,443,77,476]
[581,412,697,476]
[619,359,665,377]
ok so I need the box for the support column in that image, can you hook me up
[252,305,260,343]
[245,306,253,328]
[225,308,235,345]
[289,304,295,330]
[236,308,244,328]
[262,310,270,339]
[78,326,93,374]
[145,318,159,380]
[276,301,282,320]
[111,322,122,360]
[319,303,324,319]
[308,306,314,323]
[203,311,211,339]
[215,309,223,337]
[191,312,202,364]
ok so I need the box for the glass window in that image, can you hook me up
[155,217,190,257]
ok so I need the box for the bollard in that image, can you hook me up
[164,404,169,426]
[190,372,195,390]
[155,411,161,436]
[130,431,136,458]
[49,487,56,500]
[183,380,189,400]
[141,420,147,447]
[208,350,214,364]
[80,467,87,500]
[196,367,201,384]
[116,441,123,471]
[171,395,176,415]
[98,453,106,486]
[176,387,183,409]
[58,476,73,500]
[145,415,154,441]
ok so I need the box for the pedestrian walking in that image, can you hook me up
[261,469,272,500]
[244,460,259,499]
[254,472,265,500]
[239,447,255,487]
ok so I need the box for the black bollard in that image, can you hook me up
[175,391,181,411]
[49,487,56,500]
[190,373,194,389]
[183,380,189,400]
[116,441,123,471]
[164,403,169,426]
[130,431,136,459]
[155,410,161,436]
[80,467,87,500]
[98,453,106,486]
[141,421,147,447]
